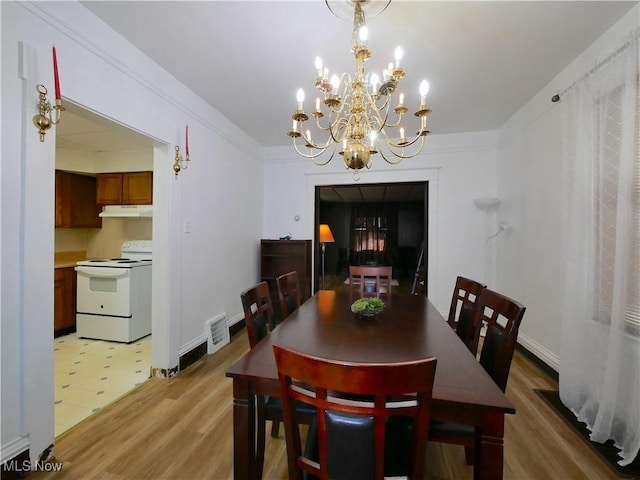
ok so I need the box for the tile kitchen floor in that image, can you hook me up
[54,333,151,437]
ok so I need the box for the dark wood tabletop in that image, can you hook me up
[226,290,515,479]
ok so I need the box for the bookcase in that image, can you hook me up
[260,239,312,320]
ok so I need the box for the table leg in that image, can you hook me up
[233,378,257,479]
[474,412,505,480]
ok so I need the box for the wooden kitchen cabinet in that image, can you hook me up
[96,171,153,205]
[55,170,102,228]
[54,267,76,336]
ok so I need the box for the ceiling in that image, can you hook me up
[78,0,637,150]
[56,103,156,152]
[319,182,424,203]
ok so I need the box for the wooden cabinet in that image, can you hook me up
[55,170,102,228]
[96,171,153,205]
[54,267,76,336]
[260,240,312,320]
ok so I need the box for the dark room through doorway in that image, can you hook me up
[315,182,428,294]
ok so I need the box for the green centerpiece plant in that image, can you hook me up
[350,297,386,317]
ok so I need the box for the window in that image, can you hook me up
[591,81,640,335]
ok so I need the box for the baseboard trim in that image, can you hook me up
[1,442,29,480]
[517,335,559,383]
[1,436,29,466]
[229,318,245,338]
[179,341,208,371]
[517,333,559,371]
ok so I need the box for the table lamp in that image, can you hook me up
[319,224,335,289]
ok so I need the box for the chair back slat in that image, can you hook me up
[348,265,393,295]
[276,271,302,320]
[447,276,486,355]
[240,282,275,348]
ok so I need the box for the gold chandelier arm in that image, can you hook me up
[293,137,334,164]
[300,127,340,152]
[328,117,348,143]
[379,135,427,162]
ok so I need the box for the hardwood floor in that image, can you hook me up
[32,328,618,479]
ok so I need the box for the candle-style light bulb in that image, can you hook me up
[323,67,329,80]
[420,80,430,104]
[394,47,403,68]
[371,73,380,93]
[399,127,405,139]
[315,56,323,77]
[331,75,340,94]
[306,129,312,143]
[369,131,377,147]
[296,88,305,110]
[399,93,405,105]
[293,119,298,131]
[359,26,368,45]
[343,138,347,150]
[388,62,394,76]
[315,97,320,111]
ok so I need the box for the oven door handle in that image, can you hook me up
[75,266,130,278]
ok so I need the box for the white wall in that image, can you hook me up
[264,131,499,315]
[495,5,640,370]
[1,0,263,465]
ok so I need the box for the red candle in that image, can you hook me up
[185,125,189,157]
[52,46,61,100]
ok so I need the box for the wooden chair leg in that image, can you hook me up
[256,396,266,480]
[271,420,280,438]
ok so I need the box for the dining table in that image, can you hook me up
[225,290,516,480]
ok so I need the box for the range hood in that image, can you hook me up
[99,205,153,218]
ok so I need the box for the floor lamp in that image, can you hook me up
[319,224,335,290]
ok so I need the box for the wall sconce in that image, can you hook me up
[473,197,500,211]
[33,47,64,142]
[173,124,190,179]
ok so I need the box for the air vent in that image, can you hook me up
[206,313,230,355]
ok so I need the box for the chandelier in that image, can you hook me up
[287,0,431,179]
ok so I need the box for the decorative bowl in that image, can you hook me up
[350,297,385,317]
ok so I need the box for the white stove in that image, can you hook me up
[76,241,152,268]
[75,240,152,343]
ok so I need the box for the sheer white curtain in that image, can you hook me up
[559,30,640,466]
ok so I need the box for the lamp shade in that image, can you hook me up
[319,224,335,243]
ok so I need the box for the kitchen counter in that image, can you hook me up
[55,251,88,268]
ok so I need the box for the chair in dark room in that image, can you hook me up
[273,343,438,480]
[240,282,314,478]
[348,265,392,294]
[429,288,526,466]
[276,271,302,320]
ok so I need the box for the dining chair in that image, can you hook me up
[274,343,438,480]
[447,276,486,354]
[240,282,315,479]
[429,288,526,465]
[276,271,302,320]
[348,265,393,295]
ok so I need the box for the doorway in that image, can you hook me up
[54,103,156,436]
[315,182,428,295]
